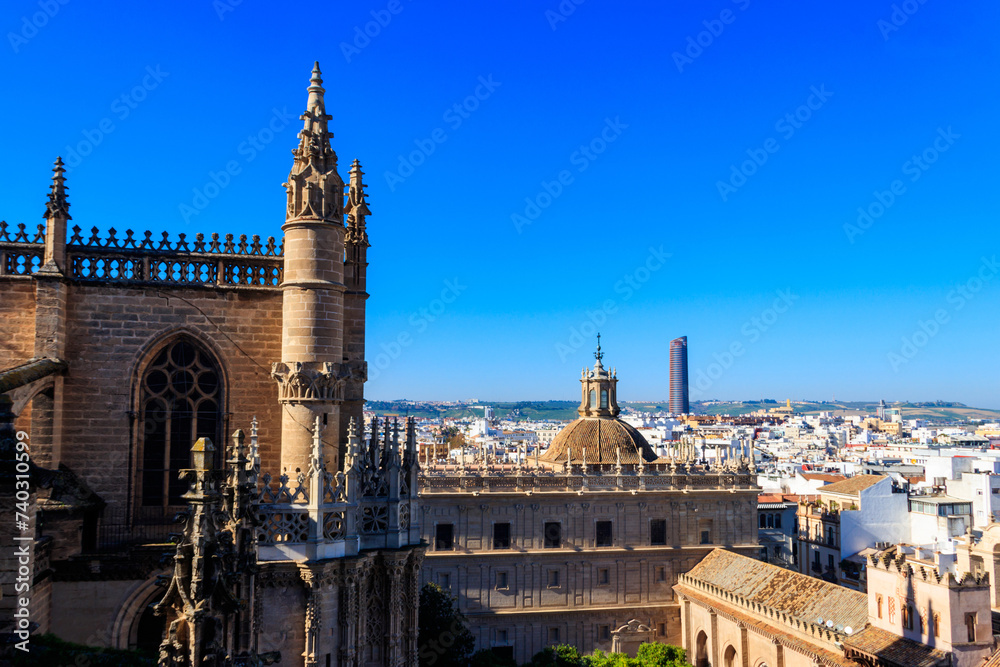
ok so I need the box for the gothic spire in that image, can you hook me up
[283,62,343,223]
[345,159,371,246]
[44,157,70,220]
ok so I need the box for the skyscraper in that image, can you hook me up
[669,336,689,415]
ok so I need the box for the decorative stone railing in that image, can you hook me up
[252,415,420,562]
[418,462,756,494]
[0,221,284,288]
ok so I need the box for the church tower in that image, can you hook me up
[578,334,619,418]
[272,62,354,474]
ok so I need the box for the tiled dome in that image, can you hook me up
[540,417,657,464]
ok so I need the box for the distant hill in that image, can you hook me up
[365,398,1000,423]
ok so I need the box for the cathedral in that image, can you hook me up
[0,63,423,666]
[417,341,760,662]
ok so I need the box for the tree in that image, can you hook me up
[526,644,586,667]
[635,642,689,667]
[418,583,475,667]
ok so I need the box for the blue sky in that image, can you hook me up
[3,0,998,407]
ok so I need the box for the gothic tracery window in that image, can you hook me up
[138,338,223,511]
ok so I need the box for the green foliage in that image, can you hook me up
[635,642,688,667]
[524,642,689,667]
[418,583,476,667]
[12,633,154,666]
[472,648,518,667]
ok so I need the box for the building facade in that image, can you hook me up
[417,344,759,663]
[0,63,423,666]
[675,547,990,667]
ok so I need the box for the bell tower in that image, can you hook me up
[578,334,619,418]
[272,62,349,474]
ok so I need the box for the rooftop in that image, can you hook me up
[680,548,867,632]
[819,474,887,496]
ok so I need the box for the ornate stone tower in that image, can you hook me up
[578,334,619,418]
[272,62,357,475]
[341,159,370,448]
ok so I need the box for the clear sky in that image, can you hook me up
[3,1,998,407]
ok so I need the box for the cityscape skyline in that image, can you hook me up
[3,1,998,408]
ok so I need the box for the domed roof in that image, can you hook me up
[540,417,657,464]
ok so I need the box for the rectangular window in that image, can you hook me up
[496,571,509,590]
[548,570,560,588]
[439,573,451,590]
[650,519,667,545]
[699,519,713,545]
[493,522,511,549]
[598,625,610,642]
[877,595,883,619]
[658,623,666,637]
[598,568,610,585]
[497,629,508,644]
[435,523,454,550]
[827,554,835,571]
[544,522,561,548]
[596,520,613,547]
[548,628,560,644]
[655,566,666,582]
[966,613,977,642]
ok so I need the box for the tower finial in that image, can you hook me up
[283,62,342,223]
[594,333,603,365]
[345,159,372,244]
[45,157,70,220]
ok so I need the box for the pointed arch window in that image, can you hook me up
[138,338,223,510]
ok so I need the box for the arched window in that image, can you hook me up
[695,631,708,667]
[774,514,782,529]
[600,389,608,409]
[138,337,223,511]
[589,389,596,407]
[766,514,774,528]
[759,514,766,528]
[724,645,737,667]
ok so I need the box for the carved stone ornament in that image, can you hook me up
[272,361,352,402]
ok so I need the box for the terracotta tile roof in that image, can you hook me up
[802,473,847,483]
[820,474,887,496]
[673,583,857,667]
[842,626,949,667]
[683,549,868,631]
[539,417,656,464]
